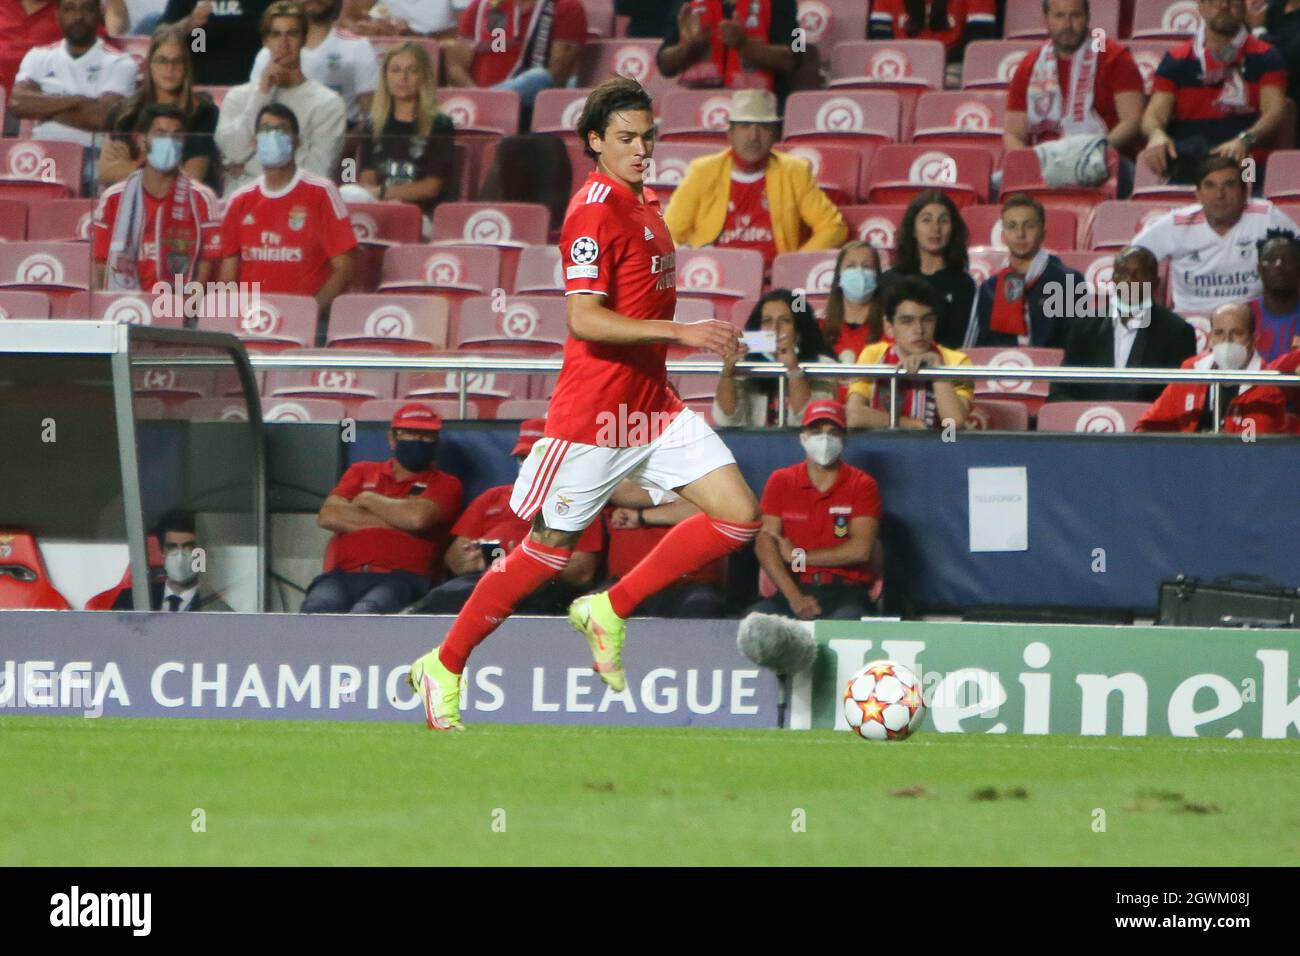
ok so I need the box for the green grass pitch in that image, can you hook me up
[3,717,1299,866]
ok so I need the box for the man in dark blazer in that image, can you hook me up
[113,509,233,612]
[1049,245,1198,404]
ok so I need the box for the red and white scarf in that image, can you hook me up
[106,169,202,292]
[1193,22,1250,111]
[989,248,1050,342]
[681,0,773,91]
[870,342,944,427]
[1025,37,1105,142]
[472,0,555,79]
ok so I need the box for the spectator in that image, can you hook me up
[251,0,377,130]
[217,102,357,320]
[1133,155,1300,315]
[1135,301,1289,433]
[10,0,137,149]
[1004,0,1145,192]
[657,0,799,95]
[1139,0,1286,183]
[664,89,847,269]
[618,0,669,38]
[0,0,109,100]
[1250,228,1300,361]
[302,402,463,614]
[880,190,975,350]
[100,24,221,191]
[821,241,883,363]
[443,0,586,109]
[1262,0,1300,142]
[849,275,973,429]
[963,194,1083,350]
[213,1,347,195]
[869,0,997,71]
[162,0,275,86]
[356,41,455,225]
[714,288,837,427]
[406,419,603,614]
[93,104,222,293]
[342,0,458,37]
[752,400,882,621]
[601,481,725,618]
[113,509,233,611]
[1048,245,1197,403]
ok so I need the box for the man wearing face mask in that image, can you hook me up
[93,104,223,294]
[112,509,233,611]
[301,403,463,614]
[1134,301,1288,433]
[751,400,882,621]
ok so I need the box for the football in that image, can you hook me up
[843,660,926,741]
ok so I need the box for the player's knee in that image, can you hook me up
[529,518,582,551]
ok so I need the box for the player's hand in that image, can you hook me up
[192,0,213,27]
[719,19,747,50]
[677,319,743,359]
[1211,137,1250,164]
[789,592,822,620]
[610,507,641,529]
[1140,132,1176,177]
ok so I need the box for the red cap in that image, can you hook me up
[511,418,546,457]
[801,399,847,429]
[390,402,443,432]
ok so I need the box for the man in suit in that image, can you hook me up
[113,509,232,611]
[1049,245,1198,403]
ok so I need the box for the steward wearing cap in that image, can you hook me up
[663,88,847,269]
[750,400,884,621]
[301,402,463,614]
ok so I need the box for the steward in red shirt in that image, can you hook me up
[302,402,463,614]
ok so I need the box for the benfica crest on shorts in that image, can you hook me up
[288,207,307,231]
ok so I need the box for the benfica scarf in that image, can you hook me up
[106,169,202,291]
[989,248,1050,340]
[681,0,773,91]
[1193,22,1250,111]
[472,0,555,79]
[870,342,944,427]
[1025,38,1105,142]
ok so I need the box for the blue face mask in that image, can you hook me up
[255,129,294,168]
[839,267,877,304]
[146,135,183,173]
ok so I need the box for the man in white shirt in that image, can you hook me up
[250,0,377,129]
[342,0,463,37]
[215,0,346,195]
[10,0,137,148]
[1134,154,1300,315]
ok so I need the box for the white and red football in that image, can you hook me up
[843,660,926,741]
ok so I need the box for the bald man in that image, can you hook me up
[1050,245,1197,403]
[1135,301,1288,434]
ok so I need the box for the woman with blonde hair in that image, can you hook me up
[99,24,221,190]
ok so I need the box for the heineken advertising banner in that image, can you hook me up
[794,620,1300,738]
[0,612,778,728]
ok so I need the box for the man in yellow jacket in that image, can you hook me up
[663,89,847,269]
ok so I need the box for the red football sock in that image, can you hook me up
[438,539,571,674]
[608,514,761,619]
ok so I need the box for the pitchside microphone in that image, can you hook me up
[736,612,818,675]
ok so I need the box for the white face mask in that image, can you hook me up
[1212,341,1250,371]
[164,550,197,586]
[800,432,843,467]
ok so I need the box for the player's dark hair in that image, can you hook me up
[883,275,942,323]
[896,189,970,274]
[904,0,949,35]
[1196,154,1244,187]
[576,76,653,161]
[256,102,300,138]
[155,508,196,538]
[1256,228,1300,258]
[1001,192,1045,226]
[134,102,187,134]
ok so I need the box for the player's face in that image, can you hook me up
[58,0,99,46]
[727,121,778,166]
[1045,0,1089,52]
[1196,168,1247,227]
[1001,207,1044,259]
[386,52,422,102]
[887,301,938,355]
[1258,239,1300,292]
[264,16,305,66]
[591,109,656,189]
[914,202,953,256]
[1201,0,1245,36]
[149,40,186,97]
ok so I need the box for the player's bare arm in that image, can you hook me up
[566,292,741,357]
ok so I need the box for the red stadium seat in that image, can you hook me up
[770,250,840,304]
[910,91,1006,156]
[674,248,765,324]
[26,198,94,241]
[840,204,908,248]
[1126,40,1177,96]
[578,39,677,101]
[454,295,567,356]
[265,360,396,418]
[262,398,350,422]
[356,398,481,421]
[796,0,868,50]
[182,397,257,421]
[0,241,91,293]
[1130,0,1201,40]
[133,367,209,406]
[378,244,501,320]
[532,88,595,135]
[431,201,549,248]
[965,346,1064,416]
[864,144,993,207]
[0,197,27,240]
[666,299,719,358]
[658,90,737,144]
[512,244,564,296]
[963,204,1079,252]
[1000,148,1118,224]
[59,291,185,327]
[0,529,71,610]
[1035,401,1150,433]
[0,289,48,318]
[496,398,551,419]
[326,294,448,352]
[399,364,531,418]
[645,142,722,204]
[1004,0,1120,39]
[960,40,1037,90]
[1264,150,1300,201]
[1087,200,1181,250]
[828,40,945,90]
[782,91,900,146]
[670,351,721,403]
[965,399,1029,431]
[0,139,84,199]
[562,138,596,197]
[773,142,861,204]
[197,292,318,351]
[586,0,614,37]
[1131,161,1198,201]
[346,201,423,245]
[966,245,1008,287]
[437,89,521,190]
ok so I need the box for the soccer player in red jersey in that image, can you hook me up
[408,76,764,730]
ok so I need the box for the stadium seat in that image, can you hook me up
[182,397,255,421]
[674,248,765,324]
[265,360,396,418]
[1000,148,1118,225]
[796,0,868,50]
[512,244,563,296]
[827,40,945,91]
[356,397,481,422]
[646,143,724,204]
[773,142,861,204]
[26,198,94,241]
[1130,162,1198,201]
[262,398,350,422]
[1004,0,1120,39]
[771,250,840,304]
[1183,313,1211,353]
[377,244,501,320]
[966,246,1007,287]
[1035,401,1150,433]
[197,292,318,351]
[863,144,992,207]
[585,0,614,37]
[398,364,531,418]
[960,40,1037,90]
[0,289,48,319]
[431,201,549,248]
[561,138,596,197]
[531,87,595,135]
[781,91,901,146]
[0,241,90,294]
[132,367,209,406]
[965,399,1030,431]
[0,529,71,610]
[59,291,184,327]
[345,200,424,294]
[1087,200,1181,250]
[1130,0,1201,40]
[0,139,84,199]
[665,299,719,358]
[963,204,1079,252]
[454,295,567,356]
[669,351,722,403]
[578,39,677,101]
[840,204,908,248]
[910,91,1006,157]
[326,294,448,352]
[1264,150,1300,201]
[1127,40,1177,96]
[658,90,737,144]
[0,197,27,240]
[965,346,1065,416]
[495,398,551,419]
[438,89,521,189]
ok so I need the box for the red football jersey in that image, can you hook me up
[459,0,588,87]
[452,484,604,555]
[92,178,223,290]
[548,170,685,446]
[219,170,358,297]
[717,172,777,267]
[869,0,996,55]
